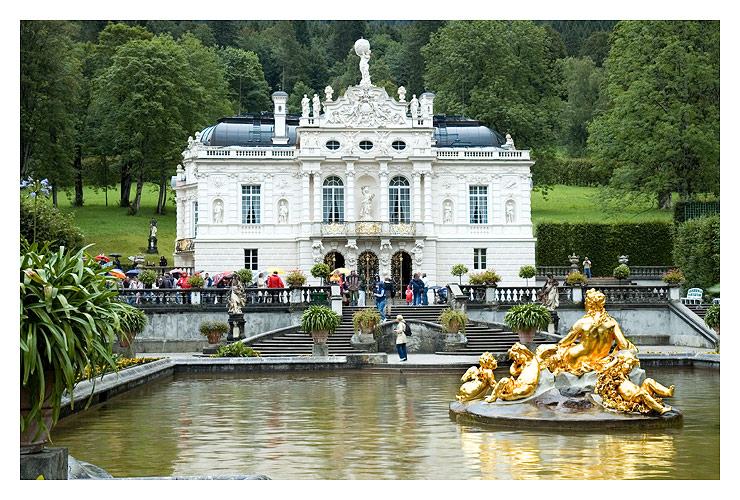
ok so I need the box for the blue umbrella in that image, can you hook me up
[125,269,141,276]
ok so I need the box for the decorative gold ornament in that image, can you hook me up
[594,351,674,414]
[456,352,498,402]
[486,343,542,402]
[538,289,636,376]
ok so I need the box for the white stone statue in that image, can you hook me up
[443,201,453,223]
[227,277,246,315]
[360,185,375,220]
[187,136,195,149]
[301,94,310,118]
[413,240,425,266]
[420,94,429,120]
[195,130,202,142]
[505,201,515,223]
[312,94,321,117]
[312,240,325,263]
[214,201,223,224]
[354,38,372,86]
[380,240,392,268]
[504,133,515,150]
[278,200,289,223]
[398,86,406,102]
[410,94,419,120]
[325,85,334,102]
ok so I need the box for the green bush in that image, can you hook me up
[235,269,253,284]
[352,308,382,333]
[199,321,229,336]
[704,304,720,331]
[212,342,260,358]
[550,157,610,187]
[565,270,587,285]
[504,302,551,331]
[535,222,673,276]
[613,264,630,280]
[300,305,341,335]
[311,263,330,280]
[187,274,205,288]
[673,215,720,292]
[20,196,84,252]
[117,305,147,340]
[139,269,157,286]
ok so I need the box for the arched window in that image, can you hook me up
[389,176,410,223]
[323,176,344,222]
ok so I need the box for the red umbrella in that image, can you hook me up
[95,254,110,263]
[169,268,186,277]
[212,271,234,285]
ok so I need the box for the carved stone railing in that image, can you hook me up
[175,238,194,253]
[590,285,671,304]
[117,286,333,309]
[536,266,573,278]
[202,147,296,159]
[435,148,530,160]
[536,265,675,279]
[321,220,416,237]
[456,284,671,307]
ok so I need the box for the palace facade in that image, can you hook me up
[173,40,536,287]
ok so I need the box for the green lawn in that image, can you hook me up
[57,184,176,263]
[54,184,671,262]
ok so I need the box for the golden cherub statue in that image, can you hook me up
[538,289,636,376]
[594,351,674,414]
[456,352,498,402]
[485,343,542,402]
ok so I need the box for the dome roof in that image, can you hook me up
[432,116,505,148]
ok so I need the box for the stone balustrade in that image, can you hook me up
[435,148,530,160]
[536,265,675,279]
[117,286,333,309]
[202,147,296,159]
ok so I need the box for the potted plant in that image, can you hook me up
[300,305,341,345]
[311,263,330,285]
[451,264,469,285]
[704,303,720,335]
[613,264,630,282]
[235,268,253,284]
[139,269,157,288]
[187,273,205,288]
[662,268,686,285]
[286,269,307,287]
[565,270,587,286]
[438,308,469,334]
[504,302,551,343]
[519,265,536,286]
[116,304,147,347]
[352,308,382,334]
[469,269,501,286]
[200,321,230,344]
[21,242,126,453]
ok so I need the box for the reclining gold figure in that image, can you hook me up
[485,343,542,402]
[456,352,498,402]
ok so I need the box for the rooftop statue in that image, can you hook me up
[539,289,636,376]
[354,38,372,86]
[456,352,498,402]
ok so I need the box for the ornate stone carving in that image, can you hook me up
[325,86,406,128]
[412,239,425,267]
[505,200,516,223]
[278,200,289,223]
[359,186,375,220]
[380,239,393,269]
[345,239,358,268]
[443,201,453,223]
[312,240,325,263]
[213,200,224,224]
[354,38,372,86]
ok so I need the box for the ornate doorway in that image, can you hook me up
[324,251,345,271]
[358,251,379,289]
[391,251,412,291]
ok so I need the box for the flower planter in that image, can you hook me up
[311,329,329,345]
[517,328,537,344]
[207,331,223,344]
[359,321,376,334]
[447,319,460,334]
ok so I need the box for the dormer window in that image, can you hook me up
[326,140,340,150]
[359,140,374,151]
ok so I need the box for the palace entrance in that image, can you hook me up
[391,251,412,291]
[324,251,345,271]
[358,251,379,290]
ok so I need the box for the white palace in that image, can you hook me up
[173,39,536,287]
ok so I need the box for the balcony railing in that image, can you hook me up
[117,286,333,309]
[321,221,416,237]
[536,266,675,279]
[435,148,530,160]
[202,147,296,159]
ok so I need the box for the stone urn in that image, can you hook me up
[359,320,376,334]
[516,328,537,344]
[447,320,461,334]
[311,329,329,345]
[207,331,223,344]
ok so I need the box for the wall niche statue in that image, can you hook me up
[443,200,453,223]
[505,200,516,223]
[213,199,224,224]
[278,199,289,223]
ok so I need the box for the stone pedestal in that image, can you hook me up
[668,285,681,301]
[227,313,246,341]
[312,343,329,357]
[20,447,68,480]
[571,286,584,304]
[147,236,158,254]
[443,332,467,352]
[485,287,497,305]
[350,332,377,352]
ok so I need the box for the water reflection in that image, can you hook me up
[52,367,718,479]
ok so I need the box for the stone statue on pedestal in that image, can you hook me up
[301,94,310,118]
[312,94,321,117]
[354,38,372,86]
[410,95,419,120]
[397,86,406,102]
[360,186,374,220]
[147,218,158,254]
[324,85,334,102]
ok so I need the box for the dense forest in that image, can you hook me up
[20,20,719,214]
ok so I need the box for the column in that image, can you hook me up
[301,172,310,223]
[423,171,433,223]
[379,162,389,222]
[313,171,322,222]
[457,173,467,225]
[413,171,422,222]
[346,161,355,221]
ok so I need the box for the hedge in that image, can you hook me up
[535,222,673,277]
[20,196,85,251]
[672,215,719,293]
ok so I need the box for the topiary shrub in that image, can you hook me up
[519,265,536,286]
[235,268,253,284]
[285,269,307,287]
[187,274,205,288]
[139,269,157,286]
[451,264,469,284]
[311,263,330,282]
[613,264,630,280]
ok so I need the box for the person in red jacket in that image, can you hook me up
[177,272,191,304]
[266,271,284,303]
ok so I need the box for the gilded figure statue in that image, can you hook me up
[538,289,636,376]
[485,343,542,402]
[594,351,674,414]
[456,352,498,402]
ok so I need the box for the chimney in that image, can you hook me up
[271,91,289,145]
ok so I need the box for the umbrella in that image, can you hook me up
[428,286,444,290]
[95,254,110,263]
[266,267,286,274]
[213,271,234,285]
[169,268,186,277]
[107,269,126,279]
[125,269,141,276]
[333,267,351,275]
[109,253,122,258]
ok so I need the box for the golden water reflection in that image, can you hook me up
[52,367,718,479]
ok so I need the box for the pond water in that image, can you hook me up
[53,366,719,479]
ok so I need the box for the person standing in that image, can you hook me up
[583,257,592,279]
[374,281,387,322]
[257,272,266,303]
[383,275,395,305]
[346,270,361,306]
[370,274,381,304]
[266,271,285,303]
[411,273,425,306]
[394,315,408,362]
[421,272,429,306]
[177,272,192,304]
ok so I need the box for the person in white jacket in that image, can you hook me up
[395,315,408,362]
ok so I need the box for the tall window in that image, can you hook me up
[244,249,258,271]
[242,185,260,224]
[323,176,344,222]
[474,248,487,270]
[389,176,410,223]
[469,185,488,224]
[193,201,198,237]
